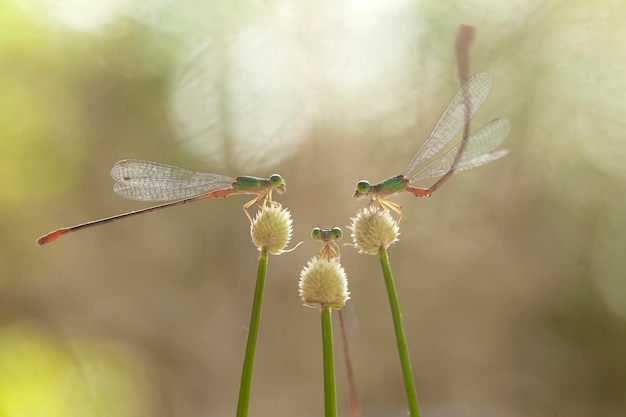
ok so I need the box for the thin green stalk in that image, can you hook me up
[378,247,420,417]
[237,246,268,417]
[321,305,337,417]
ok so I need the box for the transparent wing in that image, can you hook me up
[409,118,510,182]
[110,159,235,202]
[403,73,492,178]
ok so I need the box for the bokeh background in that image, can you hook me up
[2,0,625,416]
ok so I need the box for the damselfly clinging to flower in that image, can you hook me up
[310,226,360,416]
[38,158,286,245]
[353,73,510,222]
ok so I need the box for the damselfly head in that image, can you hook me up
[269,174,286,194]
[312,227,343,243]
[353,180,371,199]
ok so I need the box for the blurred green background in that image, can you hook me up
[2,0,625,416]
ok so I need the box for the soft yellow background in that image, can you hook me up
[2,0,625,416]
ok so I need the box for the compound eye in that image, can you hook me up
[356,180,370,194]
[331,227,343,241]
[311,228,322,240]
[269,174,284,187]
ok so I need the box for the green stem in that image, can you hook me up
[321,306,337,417]
[379,247,420,417]
[237,247,269,417]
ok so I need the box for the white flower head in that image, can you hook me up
[299,257,350,309]
[349,206,399,255]
[251,204,293,255]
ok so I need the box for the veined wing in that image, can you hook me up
[110,159,235,202]
[409,118,510,182]
[403,73,492,178]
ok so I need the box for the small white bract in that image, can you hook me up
[299,257,350,309]
[250,204,293,255]
[349,206,399,255]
